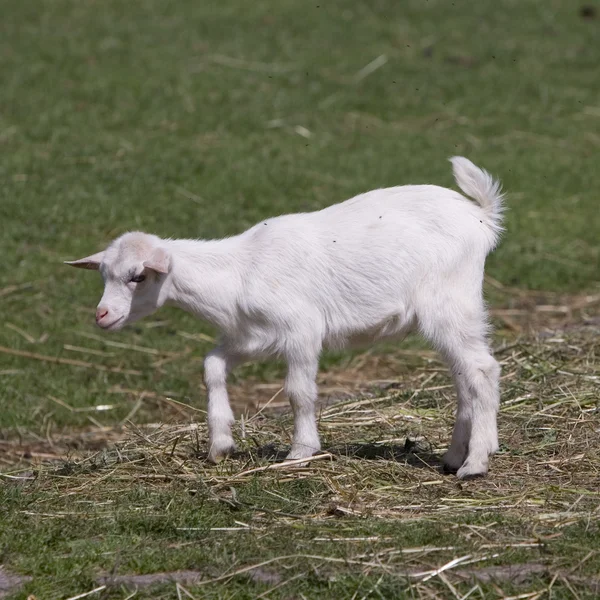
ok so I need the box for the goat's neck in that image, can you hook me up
[165,238,242,330]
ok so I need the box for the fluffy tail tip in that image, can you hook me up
[449,156,505,234]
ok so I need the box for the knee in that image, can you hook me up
[459,352,500,403]
[463,351,500,382]
[470,354,500,411]
[481,355,500,383]
[285,365,318,405]
[285,375,317,401]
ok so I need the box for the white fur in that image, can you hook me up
[66,157,505,478]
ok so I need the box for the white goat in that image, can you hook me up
[66,156,504,479]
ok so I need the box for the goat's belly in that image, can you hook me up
[326,312,416,350]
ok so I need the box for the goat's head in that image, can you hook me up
[65,232,171,330]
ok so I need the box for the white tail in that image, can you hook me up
[450,156,505,238]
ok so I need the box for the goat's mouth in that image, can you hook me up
[98,316,125,331]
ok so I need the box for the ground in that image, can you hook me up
[1,0,599,598]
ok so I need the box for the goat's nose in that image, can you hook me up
[96,307,109,323]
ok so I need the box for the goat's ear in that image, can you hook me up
[143,247,170,275]
[64,251,105,270]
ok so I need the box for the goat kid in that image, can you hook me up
[66,157,505,479]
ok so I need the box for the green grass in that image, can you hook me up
[1,0,600,598]
[4,483,597,599]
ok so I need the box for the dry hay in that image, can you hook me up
[2,321,598,506]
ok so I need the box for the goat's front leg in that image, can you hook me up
[285,354,321,460]
[204,347,239,463]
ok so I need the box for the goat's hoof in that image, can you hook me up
[456,461,488,480]
[458,470,487,481]
[442,450,467,474]
[285,447,319,465]
[207,439,237,464]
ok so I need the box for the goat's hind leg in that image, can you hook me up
[442,337,500,478]
[419,299,500,478]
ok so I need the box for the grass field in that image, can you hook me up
[1,0,599,598]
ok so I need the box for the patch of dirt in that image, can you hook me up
[455,562,549,583]
[246,567,283,585]
[97,567,282,589]
[455,562,600,592]
[0,566,31,599]
[97,570,204,588]
[94,562,600,592]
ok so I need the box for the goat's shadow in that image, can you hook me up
[329,440,443,470]
[218,438,445,472]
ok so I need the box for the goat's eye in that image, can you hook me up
[130,274,146,283]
